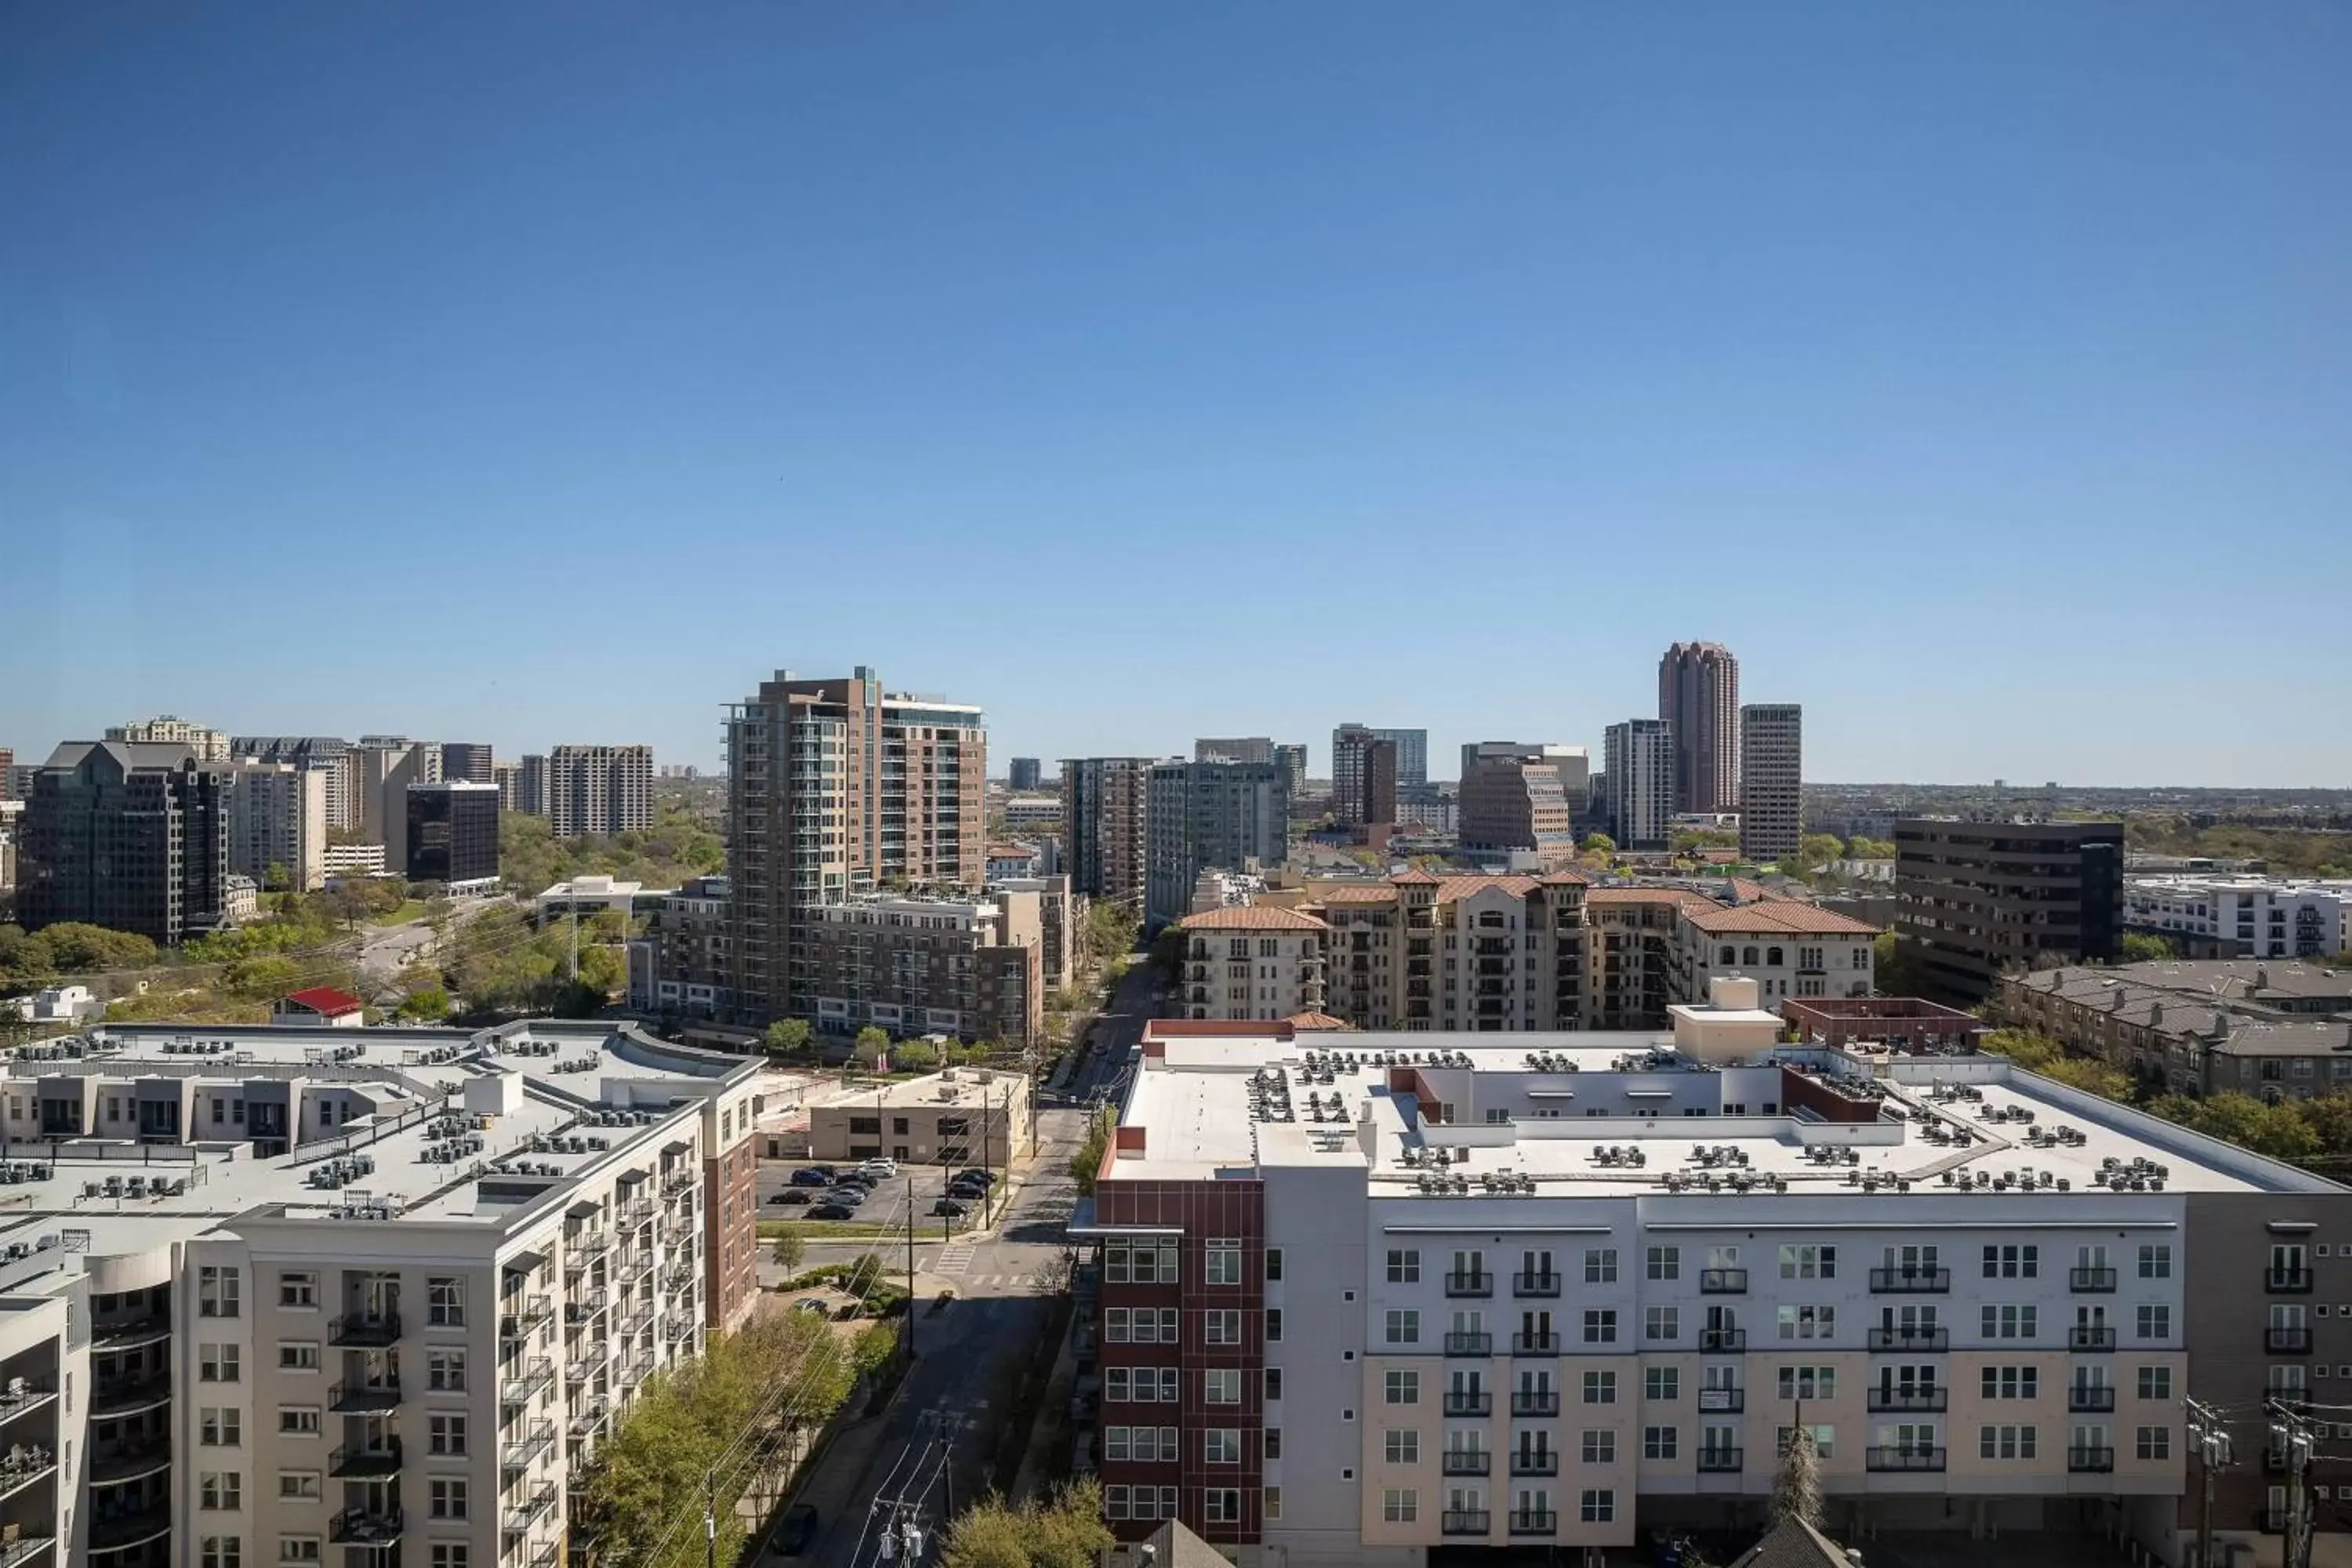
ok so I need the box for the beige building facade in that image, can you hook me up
[807,1068,1035,1167]
[1177,906,1331,1022]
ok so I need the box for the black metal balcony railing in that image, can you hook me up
[500,1295,554,1339]
[1697,1447,1744,1472]
[92,1312,172,1348]
[1869,1268,1951,1294]
[1510,1510,1557,1536]
[2268,1267,2314,1294]
[501,1356,554,1405]
[1512,1333,1561,1356]
[1867,1327,1948,1352]
[1444,1332,1494,1357]
[1445,1272,1492,1298]
[328,1380,402,1413]
[88,1500,172,1551]
[1513,1272,1561,1298]
[2069,1326,2118,1352]
[1866,1446,1947,1472]
[1510,1451,1559,1477]
[1700,1328,1747,1352]
[89,1370,172,1416]
[567,1290,608,1325]
[2267,1327,2314,1354]
[2070,1267,2118,1294]
[88,1440,170,1486]
[329,1311,401,1347]
[1512,1391,1561,1417]
[1867,1387,1947,1413]
[1700,1268,1748,1294]
[1442,1450,1490,1475]
[503,1420,557,1472]
[330,1439,404,1479]
[2068,1446,2116,1473]
[1443,1391,1492,1417]
[2070,1385,2118,1413]
[1441,1510,1491,1537]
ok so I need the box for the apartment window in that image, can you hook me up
[1982,1367,2038,1399]
[201,1408,242,1446]
[1265,1368,1283,1401]
[279,1271,318,1309]
[1645,1367,1679,1402]
[1777,1367,1835,1401]
[427,1349,466,1391]
[201,1539,242,1568]
[1205,1489,1242,1525]
[1777,1305,1834,1341]
[1105,1369,1131,1402]
[1265,1428,1282,1460]
[1266,1309,1283,1342]
[201,1345,244,1382]
[1984,1244,2038,1279]
[1385,1429,1420,1464]
[281,1540,321,1564]
[1383,1489,1419,1523]
[1207,1239,1243,1286]
[1265,1248,1283,1281]
[278,1406,321,1436]
[1206,1429,1241,1465]
[1779,1245,1835,1280]
[426,1278,464,1327]
[429,1415,467,1456]
[200,1472,244,1509]
[1386,1309,1421,1345]
[2139,1245,2173,1279]
[1583,1370,1617,1405]
[2138,1367,2172,1401]
[278,1342,318,1373]
[1264,1486,1282,1523]
[430,1479,469,1519]
[279,1472,322,1501]
[2138,1426,2171,1461]
[1583,1310,1617,1345]
[1204,1309,1243,1345]
[1580,1489,1615,1524]
[1645,1306,1679,1342]
[1644,1425,1679,1460]
[200,1265,242,1318]
[1979,1425,2037,1460]
[2137,1305,2172,1339]
[1388,1249,1421,1283]
[1581,1429,1616,1463]
[1981,1305,2037,1340]
[1646,1245,1681,1281]
[1584,1248,1618,1284]
[1385,1370,1420,1406]
[1205,1369,1242,1405]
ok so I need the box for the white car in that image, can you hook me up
[858,1158,898,1178]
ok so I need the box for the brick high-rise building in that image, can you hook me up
[1332,725,1428,820]
[1895,818,2125,1004]
[548,744,655,837]
[1063,757,1156,910]
[724,668,985,1025]
[1657,640,1740,814]
[19,740,230,944]
[1360,739,1398,829]
[1737,702,1802,864]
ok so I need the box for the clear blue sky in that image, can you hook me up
[4,3,2347,786]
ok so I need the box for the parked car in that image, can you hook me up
[829,1187,869,1207]
[789,1168,835,1187]
[858,1158,898,1178]
[806,1203,856,1220]
[953,1169,998,1188]
[779,1503,819,1555]
[770,1189,813,1206]
[791,1298,830,1315]
[948,1176,989,1199]
[931,1197,971,1218]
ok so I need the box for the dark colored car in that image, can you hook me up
[770,1189,813,1206]
[954,1169,998,1188]
[806,1203,856,1221]
[948,1177,989,1199]
[779,1503,818,1555]
[789,1168,835,1187]
[931,1198,972,1218]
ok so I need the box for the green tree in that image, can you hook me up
[1795,833,1846,873]
[771,1232,806,1272]
[24,922,158,973]
[225,954,303,1001]
[1070,1106,1113,1197]
[394,986,452,1023]
[852,1026,891,1069]
[2042,1057,2132,1100]
[2120,931,2177,963]
[1083,902,1138,970]
[1579,831,1616,854]
[262,862,293,893]
[763,1018,815,1062]
[893,1037,940,1072]
[1150,923,1190,984]
[941,1480,1112,1568]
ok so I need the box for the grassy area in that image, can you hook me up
[368,900,429,927]
[759,1218,908,1242]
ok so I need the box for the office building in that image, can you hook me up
[1004,794,1065,833]
[547,744,655,837]
[806,1068,1036,1167]
[405,780,502,890]
[350,739,441,873]
[1073,982,2345,1566]
[492,759,524,812]
[18,742,230,945]
[629,875,733,1021]
[1360,740,1399,830]
[1145,761,1291,930]
[723,667,987,1026]
[322,842,389,879]
[1333,725,1428,812]
[0,1014,763,1568]
[0,797,19,902]
[226,760,329,892]
[1659,641,1740,815]
[229,736,356,831]
[1458,746,1584,862]
[0,748,14,797]
[106,714,230,763]
[2122,876,2349,960]
[1737,705,1802,865]
[1009,757,1044,792]
[800,889,1044,1046]
[437,741,495,784]
[1894,820,2125,1004]
[1197,738,1277,765]
[1601,720,1675,851]
[1174,906,1332,1022]
[1273,744,1308,802]
[1064,758,1156,912]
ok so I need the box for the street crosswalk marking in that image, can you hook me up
[935,1243,977,1276]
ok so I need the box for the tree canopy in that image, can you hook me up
[940,1480,1112,1568]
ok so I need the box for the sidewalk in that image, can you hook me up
[755,1365,916,1564]
[1007,1303,1083,1505]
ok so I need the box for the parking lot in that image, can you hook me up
[757,1160,994,1234]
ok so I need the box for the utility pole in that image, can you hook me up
[2271,1396,2321,1568]
[703,1464,717,1568]
[906,1172,917,1359]
[2187,1397,2231,1568]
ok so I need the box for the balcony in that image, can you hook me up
[1697,1447,1744,1473]
[2070,1268,2118,1294]
[1700,1329,1748,1353]
[89,1368,172,1417]
[568,1230,612,1260]
[1441,1511,1491,1537]
[332,1504,405,1542]
[2069,1385,2118,1413]
[1510,1510,1558,1536]
[1866,1446,1947,1472]
[329,1311,402,1347]
[1443,1391,1492,1417]
[330,1439,405,1479]
[1512,1333,1560,1356]
[2069,1327,2118,1352]
[503,1419,557,1472]
[2067,1445,2116,1473]
[0,1534,55,1568]
[1700,1269,1748,1294]
[1442,1450,1490,1476]
[567,1347,608,1383]
[619,1200,656,1229]
[662,1169,699,1197]
[1510,1451,1559,1477]
[567,1290,609,1325]
[501,1356,554,1406]
[2267,1327,2314,1354]
[500,1295,554,1339]
[89,1499,172,1551]
[329,1380,403,1413]
[1445,1332,1494,1357]
[1869,1268,1951,1294]
[1512,1272,1561,1298]
[1867,1388,1948,1414]
[569,1396,611,1436]
[1867,1327,1947,1352]
[92,1310,172,1350]
[503,1480,559,1534]
[1446,1272,1493,1298]
[2267,1267,2313,1294]
[87,1439,166,1486]
[1512,1391,1561,1417]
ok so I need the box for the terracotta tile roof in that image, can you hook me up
[1390,869,1441,884]
[1281,1011,1355,1032]
[1537,871,1592,886]
[1316,885,1401,904]
[1586,888,1718,908]
[1432,875,1541,902]
[282,985,364,1016]
[1177,906,1330,932]
[1682,902,1882,936]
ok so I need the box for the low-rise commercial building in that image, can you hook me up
[2123,875,2349,960]
[535,874,660,923]
[805,1067,1034,1167]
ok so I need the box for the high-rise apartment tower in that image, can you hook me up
[1657,641,1740,814]
[1737,703,1802,864]
[1062,758,1156,910]
[547,745,655,837]
[1601,719,1675,850]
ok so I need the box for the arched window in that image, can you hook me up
[1719,946,1737,966]
[1192,940,1209,960]
[1742,946,1760,967]
[1766,946,1784,968]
